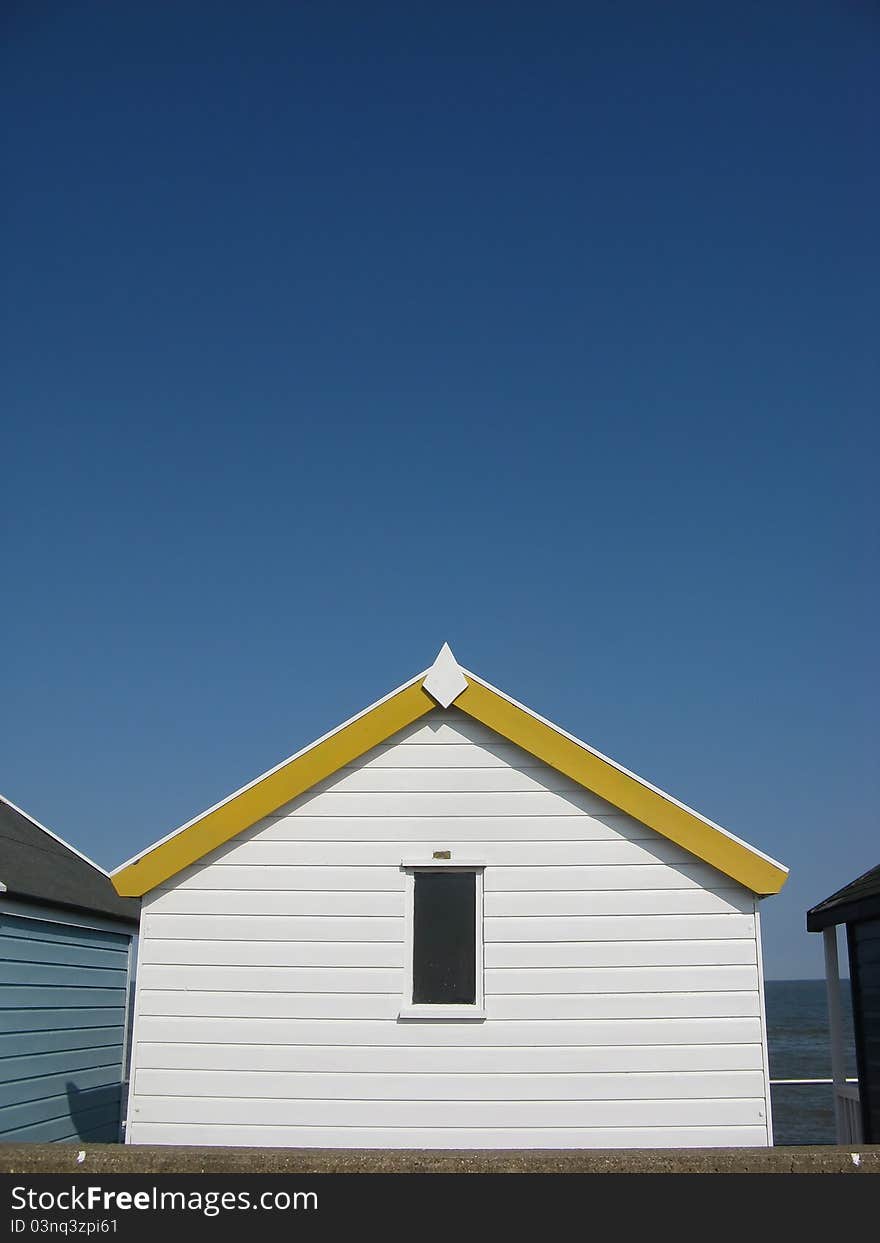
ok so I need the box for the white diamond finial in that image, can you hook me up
[422,642,468,708]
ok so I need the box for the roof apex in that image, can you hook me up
[422,642,468,708]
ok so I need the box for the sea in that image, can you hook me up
[766,978,856,1145]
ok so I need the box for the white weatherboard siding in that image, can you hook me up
[127,709,771,1148]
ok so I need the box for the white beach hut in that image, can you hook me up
[112,645,787,1149]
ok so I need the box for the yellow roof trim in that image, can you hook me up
[112,679,436,896]
[112,650,787,898]
[453,678,787,895]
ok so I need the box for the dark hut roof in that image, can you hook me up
[807,863,880,932]
[0,795,139,926]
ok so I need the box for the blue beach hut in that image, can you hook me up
[0,794,140,1142]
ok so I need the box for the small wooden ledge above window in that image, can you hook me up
[398,1005,487,1021]
[399,859,486,870]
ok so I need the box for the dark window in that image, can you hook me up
[412,870,476,1005]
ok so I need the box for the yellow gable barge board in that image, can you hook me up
[453,676,787,896]
[112,679,435,897]
[112,646,787,898]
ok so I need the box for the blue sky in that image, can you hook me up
[2,2,877,977]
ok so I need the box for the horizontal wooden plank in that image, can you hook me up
[1,1110,119,1145]
[130,1095,766,1127]
[488,865,730,892]
[0,1046,123,1085]
[0,1093,122,1139]
[490,914,754,941]
[488,889,752,916]
[137,1040,765,1074]
[136,989,761,1022]
[538,965,752,994]
[136,991,400,1019]
[135,1068,767,1102]
[2,1061,123,1109]
[0,915,129,951]
[146,886,750,918]
[252,814,655,843]
[162,862,731,892]
[0,936,128,970]
[147,889,403,917]
[211,840,694,868]
[137,964,404,992]
[310,767,591,795]
[138,962,758,995]
[0,1026,125,1059]
[487,992,761,1020]
[142,912,753,943]
[147,890,402,916]
[143,915,403,942]
[487,940,756,968]
[273,790,632,818]
[0,1008,125,1035]
[135,1015,764,1047]
[0,987,126,1009]
[345,744,563,769]
[0,961,128,988]
[142,940,404,968]
[127,1121,768,1149]
[141,937,755,971]
[854,939,880,965]
[386,717,524,747]
[165,867,406,892]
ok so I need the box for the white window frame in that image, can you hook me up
[399,859,486,1020]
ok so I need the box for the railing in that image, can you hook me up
[769,1077,862,1145]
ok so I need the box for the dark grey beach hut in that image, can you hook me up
[808,863,880,1145]
[0,794,140,1142]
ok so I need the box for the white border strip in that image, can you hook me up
[754,897,774,1146]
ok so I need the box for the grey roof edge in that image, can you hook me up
[0,793,141,924]
[0,793,114,878]
[806,862,880,932]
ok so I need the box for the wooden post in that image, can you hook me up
[823,925,847,1142]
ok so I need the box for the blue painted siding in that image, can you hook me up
[0,912,131,1143]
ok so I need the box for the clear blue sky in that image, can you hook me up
[3,3,877,977]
